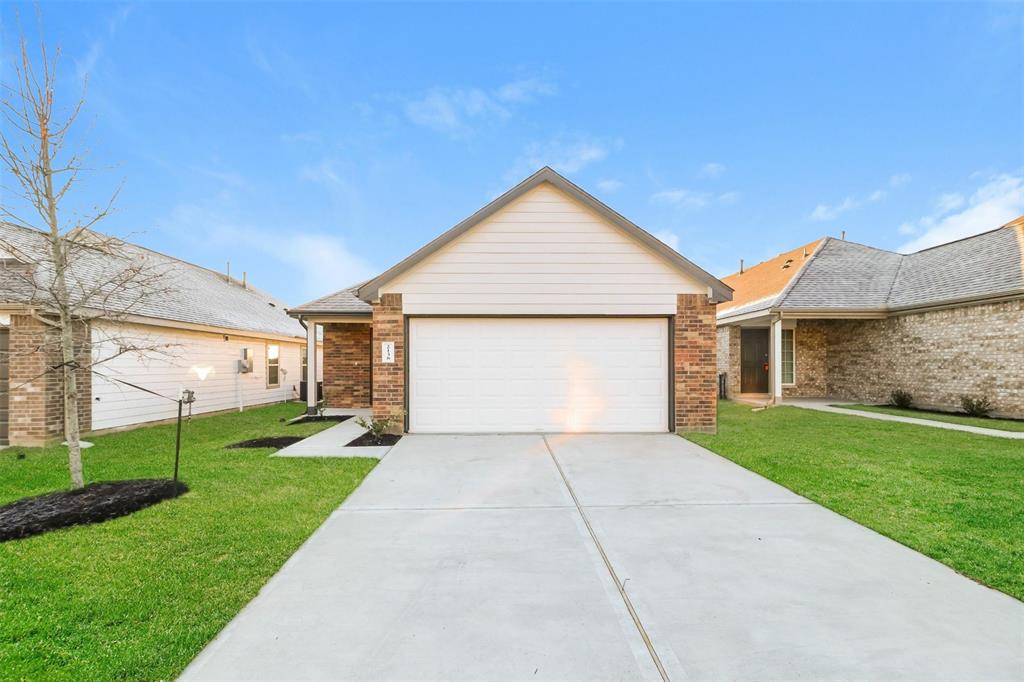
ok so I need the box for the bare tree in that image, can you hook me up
[1,24,172,488]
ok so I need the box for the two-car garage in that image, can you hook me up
[408,317,670,433]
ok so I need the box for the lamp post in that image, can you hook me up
[174,388,197,482]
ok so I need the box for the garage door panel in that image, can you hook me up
[409,318,669,433]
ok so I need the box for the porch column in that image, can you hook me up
[771,317,783,404]
[306,320,318,415]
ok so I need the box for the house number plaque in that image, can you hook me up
[381,341,395,364]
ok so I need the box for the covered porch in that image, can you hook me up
[298,314,373,416]
[718,311,886,406]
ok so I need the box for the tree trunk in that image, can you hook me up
[60,320,84,489]
[39,105,85,489]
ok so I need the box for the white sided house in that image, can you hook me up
[290,167,732,434]
[0,224,321,446]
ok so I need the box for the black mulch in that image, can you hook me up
[0,479,188,542]
[287,415,352,425]
[226,436,305,449]
[346,432,402,447]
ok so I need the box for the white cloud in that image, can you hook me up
[935,192,966,213]
[898,174,1024,252]
[718,191,742,205]
[74,4,134,81]
[596,179,623,193]
[161,203,376,302]
[652,230,680,252]
[809,186,888,221]
[405,77,556,135]
[651,188,709,208]
[495,77,557,103]
[810,173,913,221]
[505,135,620,183]
[699,162,726,179]
[246,33,315,97]
[405,88,507,133]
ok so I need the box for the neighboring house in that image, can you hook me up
[289,167,732,434]
[717,218,1024,417]
[0,224,322,447]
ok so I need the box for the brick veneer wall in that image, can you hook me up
[371,293,405,431]
[675,294,718,433]
[823,299,1024,417]
[323,323,371,409]
[782,320,828,398]
[716,325,741,398]
[8,314,92,446]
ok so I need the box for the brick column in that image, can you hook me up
[675,294,717,433]
[717,325,741,398]
[8,314,92,446]
[323,323,372,409]
[371,294,404,431]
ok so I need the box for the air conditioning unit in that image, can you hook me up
[237,348,253,374]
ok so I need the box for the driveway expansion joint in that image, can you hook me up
[542,435,672,682]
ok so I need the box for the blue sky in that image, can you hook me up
[4,2,1022,305]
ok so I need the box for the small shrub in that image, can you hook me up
[355,414,402,445]
[960,395,994,418]
[890,389,914,409]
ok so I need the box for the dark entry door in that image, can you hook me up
[0,327,8,446]
[740,328,770,393]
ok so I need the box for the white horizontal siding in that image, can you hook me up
[382,185,704,314]
[90,321,318,431]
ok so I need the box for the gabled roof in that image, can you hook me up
[351,167,732,305]
[718,216,1024,320]
[0,223,307,339]
[718,239,823,316]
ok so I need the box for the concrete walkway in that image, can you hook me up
[274,408,393,458]
[787,398,1024,439]
[182,434,1023,681]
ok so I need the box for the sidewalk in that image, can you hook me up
[785,399,1024,440]
[275,408,394,458]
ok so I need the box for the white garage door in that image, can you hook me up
[408,318,669,433]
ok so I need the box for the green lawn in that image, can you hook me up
[834,403,1024,432]
[687,401,1024,602]
[0,403,376,681]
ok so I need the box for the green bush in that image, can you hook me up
[890,389,914,409]
[960,395,994,418]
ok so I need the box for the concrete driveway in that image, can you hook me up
[182,434,1024,681]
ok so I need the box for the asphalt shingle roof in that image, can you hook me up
[719,218,1024,318]
[287,285,371,315]
[887,224,1024,308]
[0,224,306,338]
[778,239,905,309]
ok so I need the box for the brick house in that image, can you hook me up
[0,226,322,447]
[717,218,1024,418]
[289,167,732,434]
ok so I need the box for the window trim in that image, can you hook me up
[781,327,796,386]
[266,343,280,388]
[300,344,308,383]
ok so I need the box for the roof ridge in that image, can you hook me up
[884,252,908,305]
[774,236,831,308]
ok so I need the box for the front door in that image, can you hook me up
[740,328,770,393]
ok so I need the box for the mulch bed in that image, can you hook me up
[226,436,305,449]
[287,415,352,425]
[346,433,402,447]
[0,479,188,542]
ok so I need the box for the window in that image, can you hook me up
[267,344,280,387]
[300,345,308,383]
[781,329,795,385]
